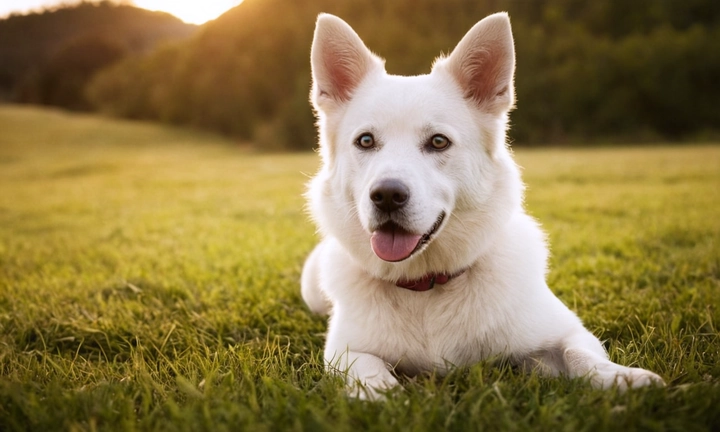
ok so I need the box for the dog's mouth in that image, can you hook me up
[370,212,445,262]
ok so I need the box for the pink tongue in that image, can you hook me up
[371,225,422,262]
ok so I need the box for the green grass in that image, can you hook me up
[0,105,719,431]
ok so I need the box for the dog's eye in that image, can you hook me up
[356,133,375,149]
[428,134,451,151]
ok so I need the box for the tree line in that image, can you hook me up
[4,0,720,149]
[0,1,195,109]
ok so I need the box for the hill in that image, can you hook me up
[87,0,720,149]
[0,1,197,108]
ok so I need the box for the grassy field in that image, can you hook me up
[0,105,718,431]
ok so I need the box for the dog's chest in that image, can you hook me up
[365,284,515,374]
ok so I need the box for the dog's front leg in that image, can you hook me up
[560,330,664,390]
[325,346,399,400]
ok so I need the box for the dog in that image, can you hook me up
[301,12,664,399]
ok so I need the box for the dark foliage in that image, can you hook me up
[17,35,128,110]
[88,0,720,148]
[0,1,197,108]
[7,0,720,147]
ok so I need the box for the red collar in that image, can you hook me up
[396,269,465,291]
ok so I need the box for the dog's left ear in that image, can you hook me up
[434,12,515,115]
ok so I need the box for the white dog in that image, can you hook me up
[301,12,663,399]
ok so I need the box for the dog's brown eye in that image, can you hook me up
[356,133,375,149]
[429,134,451,150]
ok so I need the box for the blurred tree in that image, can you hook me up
[0,1,197,104]
[40,0,720,147]
[20,35,127,110]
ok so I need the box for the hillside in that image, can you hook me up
[87,0,720,149]
[0,1,197,105]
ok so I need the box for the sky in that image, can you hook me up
[0,0,243,25]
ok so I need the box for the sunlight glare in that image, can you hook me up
[133,0,242,25]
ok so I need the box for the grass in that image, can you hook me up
[0,105,718,431]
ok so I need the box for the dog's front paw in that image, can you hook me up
[347,368,400,401]
[591,363,665,391]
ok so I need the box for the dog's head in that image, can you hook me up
[308,13,523,281]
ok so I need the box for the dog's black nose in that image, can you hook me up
[370,179,410,212]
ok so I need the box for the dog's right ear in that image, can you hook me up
[311,14,383,110]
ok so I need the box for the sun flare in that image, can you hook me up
[133,0,242,25]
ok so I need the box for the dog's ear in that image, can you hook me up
[435,12,515,114]
[311,14,383,110]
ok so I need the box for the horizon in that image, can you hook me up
[0,0,242,25]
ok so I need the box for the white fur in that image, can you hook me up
[302,12,664,400]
